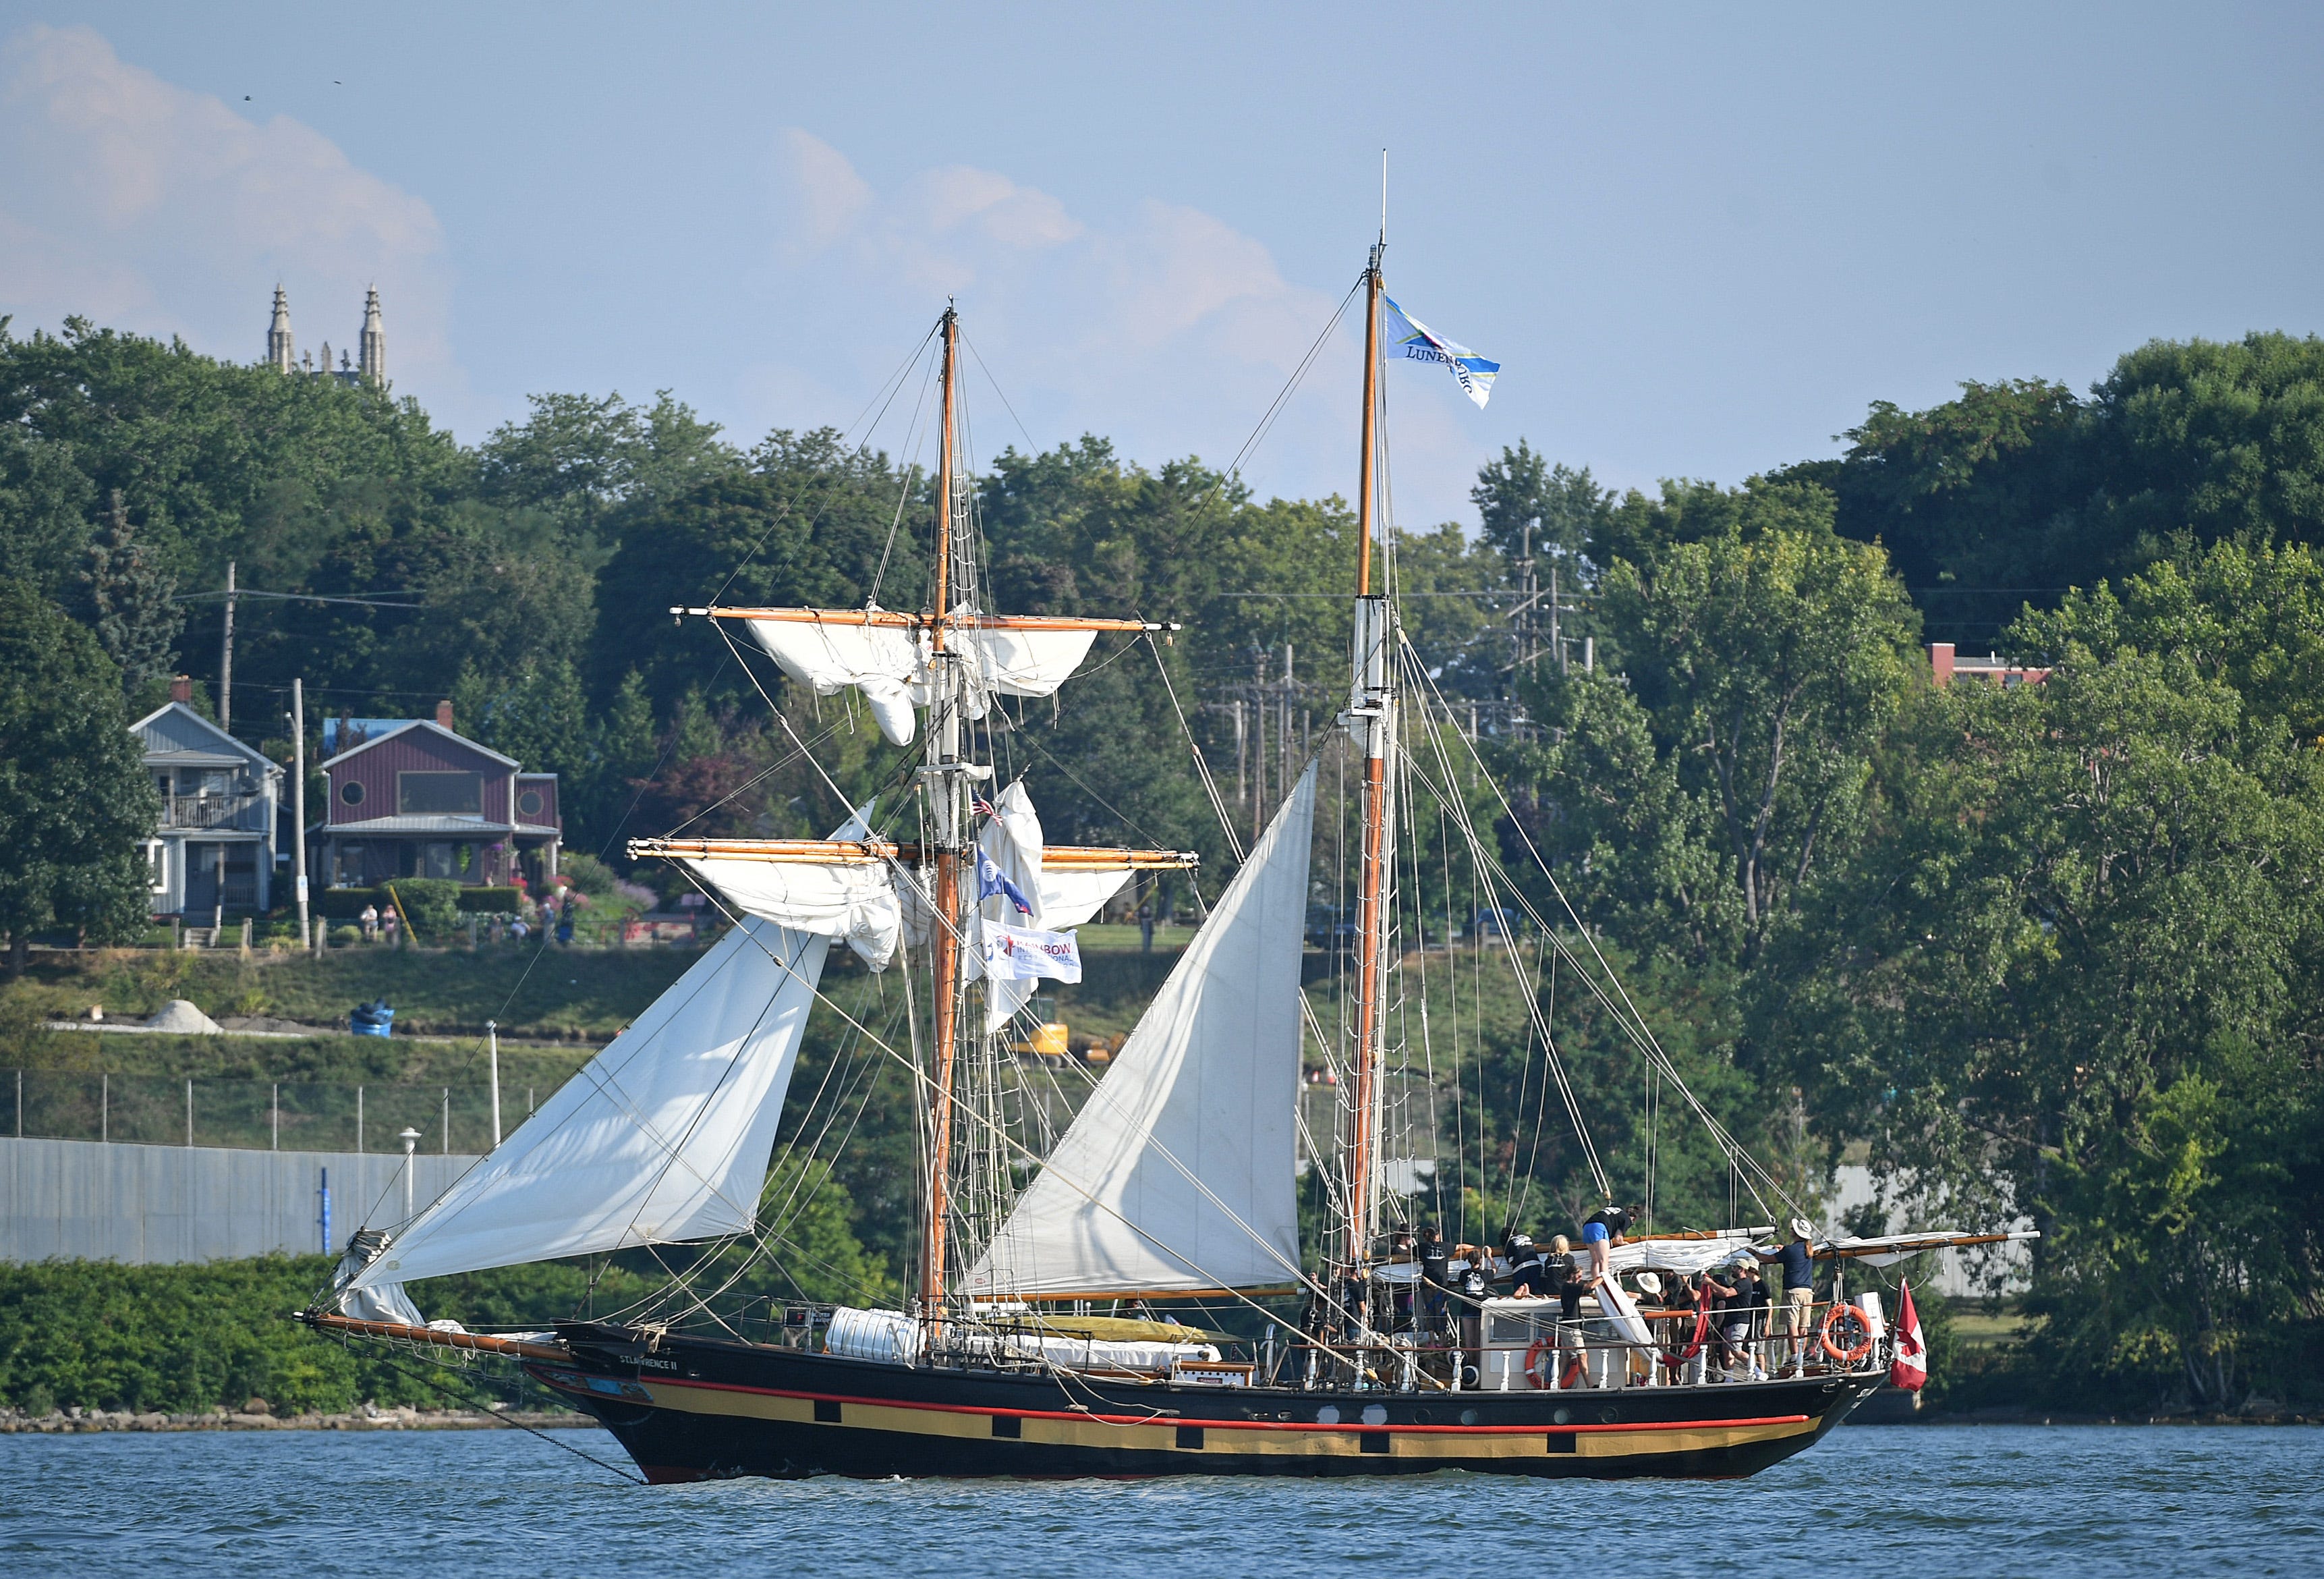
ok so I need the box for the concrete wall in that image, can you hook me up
[1,1136,479,1265]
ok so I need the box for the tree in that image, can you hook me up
[82,490,181,696]
[1508,501,1921,968]
[0,579,157,974]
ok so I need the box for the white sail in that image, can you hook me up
[685,856,901,970]
[745,613,1097,746]
[345,915,824,1292]
[964,764,1315,1298]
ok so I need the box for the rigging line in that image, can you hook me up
[1396,642,1802,1222]
[710,319,939,613]
[871,337,944,608]
[683,879,1378,1354]
[1398,656,1610,1200]
[1143,630,1245,864]
[959,331,1037,455]
[1212,277,1363,503]
[343,1346,644,1484]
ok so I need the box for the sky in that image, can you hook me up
[4,3,2324,528]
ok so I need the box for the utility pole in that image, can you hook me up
[291,679,310,950]
[218,561,236,731]
[1550,563,1562,675]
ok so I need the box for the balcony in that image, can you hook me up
[161,793,267,832]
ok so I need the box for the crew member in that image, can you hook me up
[1580,1202,1638,1283]
[1752,1218,1821,1376]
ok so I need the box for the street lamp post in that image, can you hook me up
[398,1126,422,1221]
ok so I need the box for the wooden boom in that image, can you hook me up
[627,837,1199,870]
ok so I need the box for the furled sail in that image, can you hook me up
[743,612,1098,746]
[342,915,824,1294]
[684,856,900,970]
[964,764,1316,1298]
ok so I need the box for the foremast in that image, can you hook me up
[924,304,966,1325]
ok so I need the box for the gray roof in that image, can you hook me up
[129,703,278,773]
[320,815,561,838]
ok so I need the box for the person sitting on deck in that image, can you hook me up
[1503,1233,1548,1298]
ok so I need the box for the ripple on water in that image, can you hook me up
[0,1425,2316,1578]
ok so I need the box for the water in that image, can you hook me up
[2,1424,2314,1576]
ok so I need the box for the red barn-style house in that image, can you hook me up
[314,702,561,891]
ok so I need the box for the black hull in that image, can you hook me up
[530,1325,1882,1483]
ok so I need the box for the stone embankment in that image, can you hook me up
[0,1403,599,1433]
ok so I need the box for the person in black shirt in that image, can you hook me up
[1751,1219,1821,1375]
[1504,1232,1548,1298]
[1579,1203,1638,1285]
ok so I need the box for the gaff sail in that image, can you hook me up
[342,914,826,1296]
[965,765,1316,1300]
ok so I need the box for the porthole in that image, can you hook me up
[340,781,365,806]
[518,788,544,818]
[1314,1404,1340,1424]
[1360,1404,1388,1426]
[1458,1408,1479,1426]
[1552,1406,1571,1425]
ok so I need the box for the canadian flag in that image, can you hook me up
[1889,1278,1928,1391]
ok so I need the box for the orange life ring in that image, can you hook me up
[1819,1302,1873,1364]
[1523,1337,1555,1389]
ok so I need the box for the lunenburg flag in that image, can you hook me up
[1380,294,1500,408]
[1889,1278,1928,1391]
[976,919,1083,983]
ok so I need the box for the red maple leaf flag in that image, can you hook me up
[1890,1278,1929,1391]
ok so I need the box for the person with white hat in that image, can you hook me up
[1751,1218,1821,1376]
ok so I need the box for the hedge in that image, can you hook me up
[314,886,521,919]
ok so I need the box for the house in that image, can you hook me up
[314,701,561,891]
[132,684,283,918]
[1929,642,2051,688]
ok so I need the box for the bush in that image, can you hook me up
[383,880,460,943]
[453,887,521,914]
[329,925,361,947]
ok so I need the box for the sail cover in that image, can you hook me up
[346,916,825,1290]
[744,613,1098,746]
[965,764,1315,1298]
[684,853,901,970]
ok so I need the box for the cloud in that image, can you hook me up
[752,131,1498,518]
[0,25,467,418]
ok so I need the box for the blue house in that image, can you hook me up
[131,692,283,918]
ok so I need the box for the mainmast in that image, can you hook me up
[1344,240,1393,1285]
[923,305,965,1322]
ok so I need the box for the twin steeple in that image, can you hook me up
[263,285,384,387]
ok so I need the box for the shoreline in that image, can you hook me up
[0,1406,600,1435]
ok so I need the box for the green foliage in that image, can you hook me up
[382,879,461,943]
[0,1255,656,1414]
[0,578,158,968]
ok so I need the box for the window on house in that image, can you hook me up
[340,780,366,806]
[517,787,546,819]
[399,771,484,815]
[144,843,166,891]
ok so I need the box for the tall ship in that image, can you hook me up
[305,237,2026,1480]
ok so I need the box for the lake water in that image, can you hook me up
[1,1424,2314,1576]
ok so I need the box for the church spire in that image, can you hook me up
[266,285,295,372]
[359,286,385,387]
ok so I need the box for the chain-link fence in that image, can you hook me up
[3,1071,553,1155]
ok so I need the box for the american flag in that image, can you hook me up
[973,797,999,820]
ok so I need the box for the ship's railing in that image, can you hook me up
[716,1298,1893,1395]
[1267,1298,1894,1393]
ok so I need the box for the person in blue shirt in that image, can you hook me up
[1751,1218,1821,1375]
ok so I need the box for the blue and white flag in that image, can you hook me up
[976,920,1082,983]
[1380,294,1500,409]
[976,846,1033,916]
